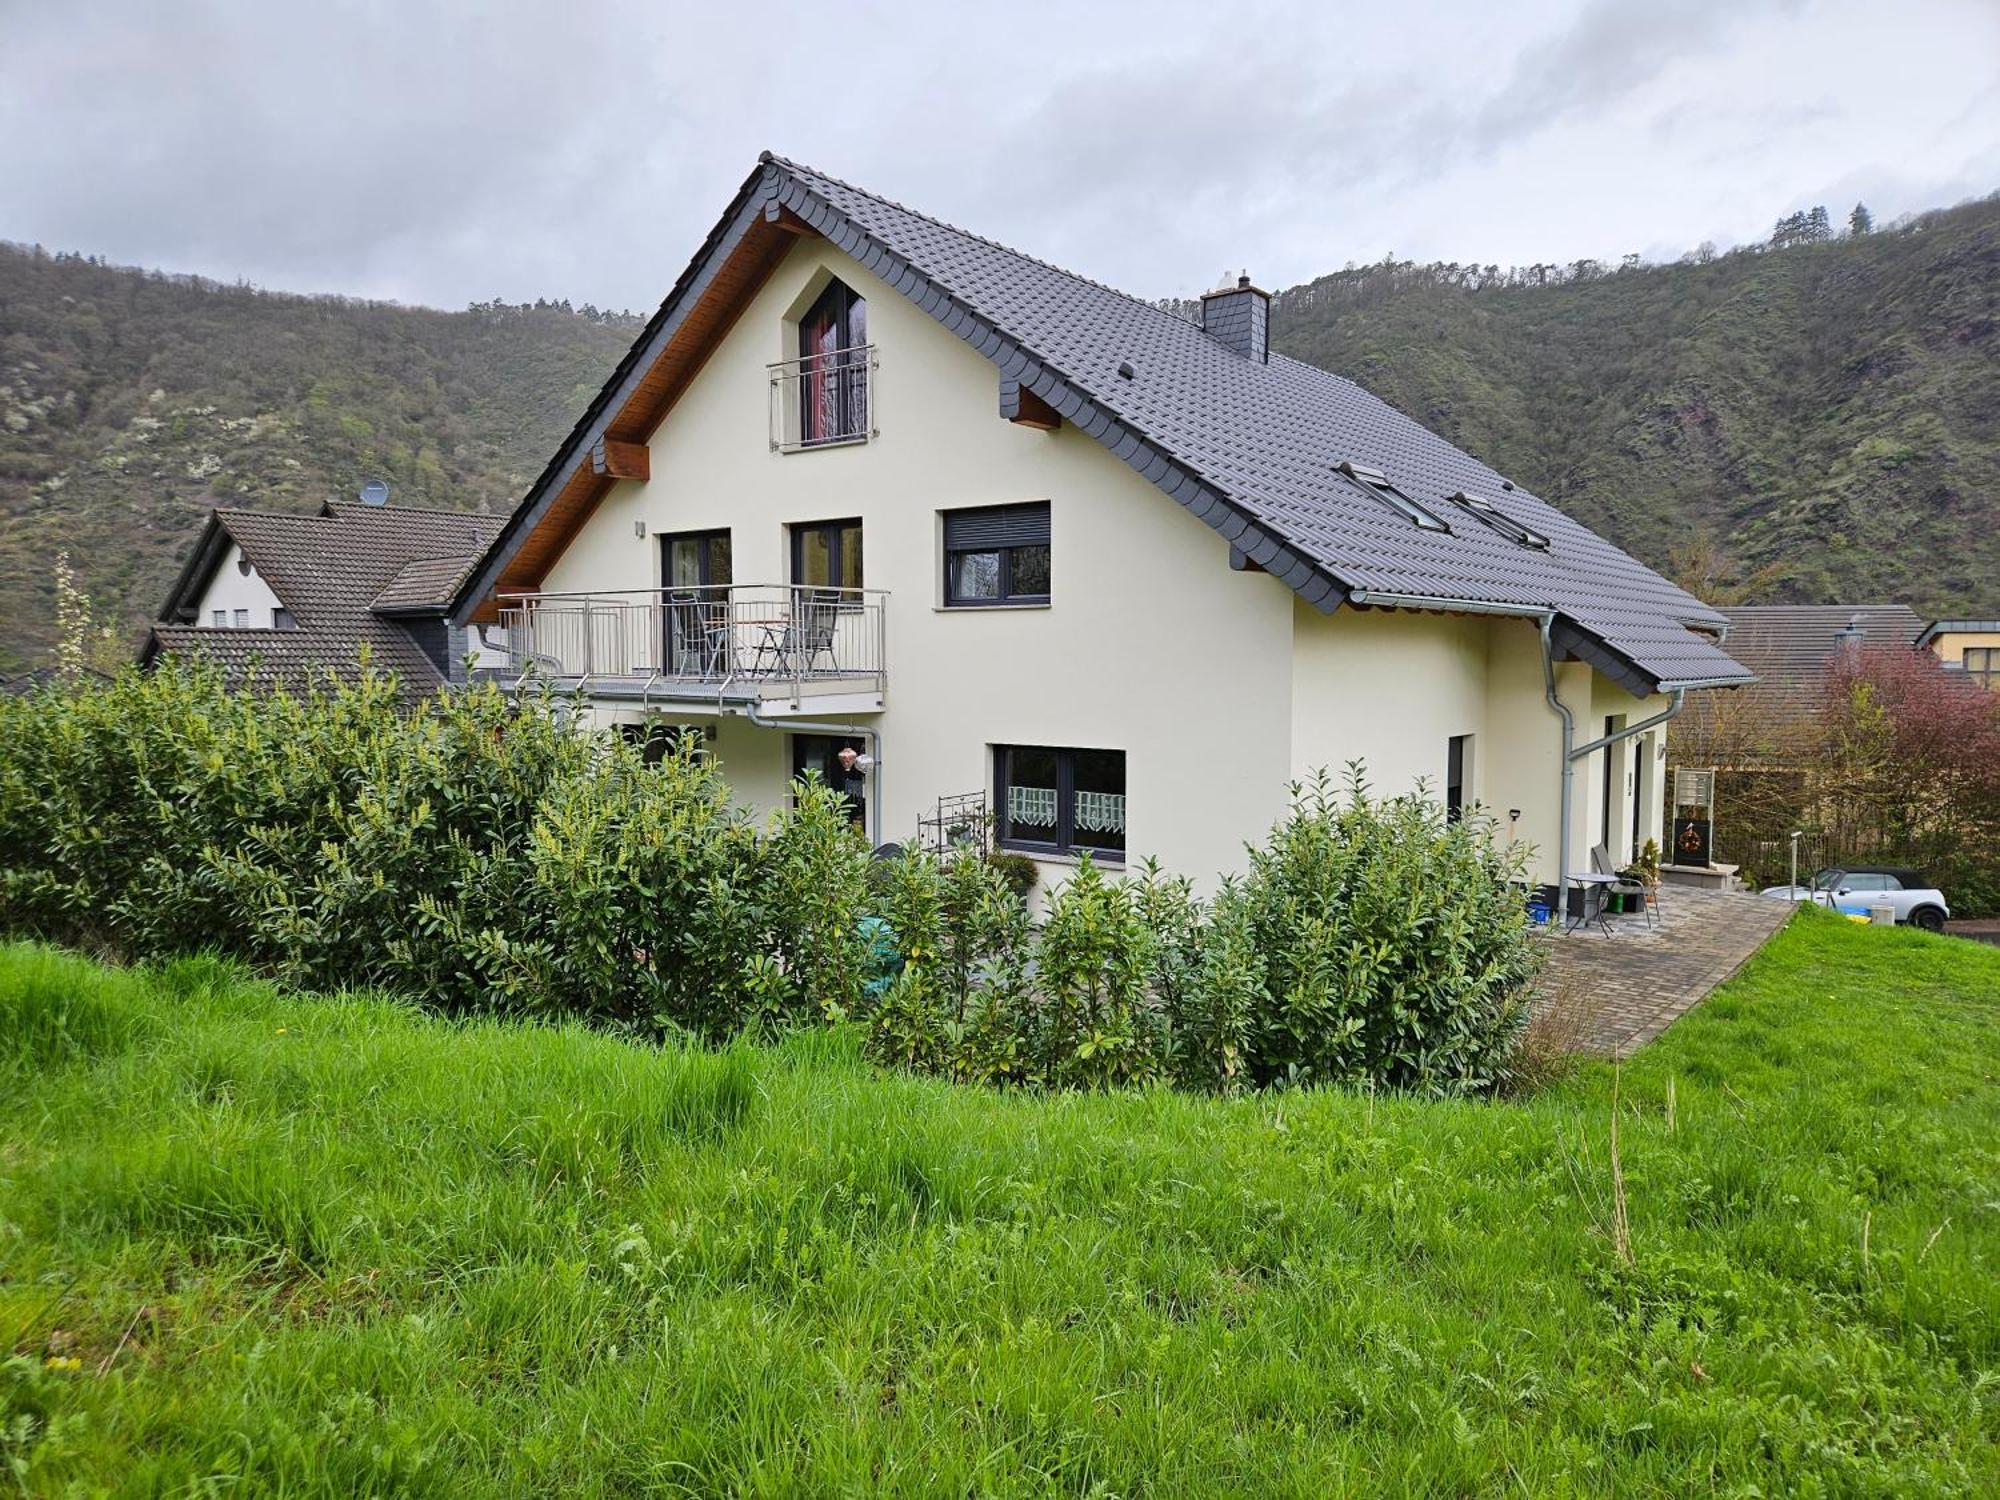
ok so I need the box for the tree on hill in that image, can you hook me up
[1849,202,1874,236]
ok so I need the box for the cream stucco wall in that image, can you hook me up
[1289,604,1488,800]
[1927,630,2000,664]
[1289,606,1665,884]
[539,233,1664,894]
[543,235,1295,890]
[192,543,284,627]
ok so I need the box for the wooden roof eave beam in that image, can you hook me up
[590,438,650,482]
[762,202,818,237]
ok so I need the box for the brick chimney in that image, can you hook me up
[1199,272,1271,362]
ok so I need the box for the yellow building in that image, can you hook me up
[1918,620,2000,691]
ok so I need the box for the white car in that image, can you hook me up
[1762,866,1950,931]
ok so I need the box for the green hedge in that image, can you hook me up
[0,662,867,1036]
[865,769,1542,1097]
[1,669,1540,1094]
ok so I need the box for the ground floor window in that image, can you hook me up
[619,722,707,766]
[1446,734,1472,822]
[994,744,1125,860]
[792,733,868,831]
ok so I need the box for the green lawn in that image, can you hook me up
[2,912,1996,1495]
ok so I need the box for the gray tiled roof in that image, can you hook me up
[458,154,1749,693]
[767,156,1749,692]
[148,503,501,698]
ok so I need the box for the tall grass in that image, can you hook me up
[3,912,1996,1494]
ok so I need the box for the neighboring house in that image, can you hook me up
[1679,605,1927,762]
[145,500,505,699]
[448,153,1752,895]
[1918,619,2000,690]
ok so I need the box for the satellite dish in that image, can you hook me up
[359,479,390,507]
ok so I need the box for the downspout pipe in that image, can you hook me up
[1536,613,1577,918]
[1345,590,1657,922]
[745,704,884,850]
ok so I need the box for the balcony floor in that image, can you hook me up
[496,669,884,716]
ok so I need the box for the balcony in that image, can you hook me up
[769,345,876,453]
[495,584,887,712]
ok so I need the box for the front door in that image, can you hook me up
[663,530,732,673]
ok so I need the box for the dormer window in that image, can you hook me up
[1337,461,1450,533]
[798,280,868,447]
[1451,491,1549,550]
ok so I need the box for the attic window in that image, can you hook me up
[1451,491,1549,550]
[1337,461,1450,533]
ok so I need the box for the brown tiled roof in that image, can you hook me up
[1683,605,1926,737]
[372,554,487,614]
[148,502,503,698]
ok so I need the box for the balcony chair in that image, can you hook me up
[666,589,729,676]
[755,588,842,678]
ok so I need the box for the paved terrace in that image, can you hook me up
[1538,885,1795,1058]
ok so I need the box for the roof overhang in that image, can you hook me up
[155,512,236,625]
[1916,619,2000,647]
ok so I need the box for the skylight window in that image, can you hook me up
[1450,491,1550,550]
[1336,461,1451,533]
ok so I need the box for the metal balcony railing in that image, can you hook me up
[495,583,887,699]
[769,344,876,452]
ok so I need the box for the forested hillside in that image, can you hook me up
[1269,196,2000,612]
[0,246,638,669]
[2,193,1995,669]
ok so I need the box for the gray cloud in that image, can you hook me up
[1,0,1994,310]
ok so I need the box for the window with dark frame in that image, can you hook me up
[790,518,863,594]
[1446,734,1471,823]
[1337,460,1451,533]
[272,607,294,630]
[1964,646,1997,689]
[797,279,868,446]
[618,722,707,767]
[994,744,1125,860]
[943,502,1050,606]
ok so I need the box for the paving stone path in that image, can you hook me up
[1536,884,1795,1057]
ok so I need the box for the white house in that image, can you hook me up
[450,154,1752,899]
[147,499,505,700]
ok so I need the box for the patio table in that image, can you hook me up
[736,617,791,675]
[1565,872,1621,935]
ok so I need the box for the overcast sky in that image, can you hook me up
[3,0,1996,311]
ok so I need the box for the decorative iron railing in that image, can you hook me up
[769,344,876,452]
[495,583,887,698]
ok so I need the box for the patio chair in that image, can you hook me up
[666,589,728,676]
[1592,843,1656,930]
[762,588,842,678]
